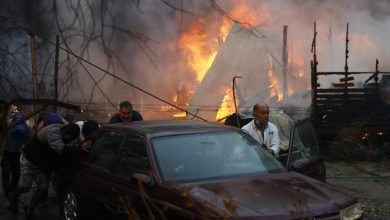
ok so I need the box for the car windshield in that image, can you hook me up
[151,130,285,183]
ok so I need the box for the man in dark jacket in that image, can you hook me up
[109,101,143,123]
[1,113,29,198]
[9,123,91,217]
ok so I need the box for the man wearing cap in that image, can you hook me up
[36,112,62,132]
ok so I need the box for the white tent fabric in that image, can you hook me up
[187,23,283,122]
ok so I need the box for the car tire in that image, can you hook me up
[62,188,83,220]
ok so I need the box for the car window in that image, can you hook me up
[90,131,124,172]
[289,121,319,163]
[118,135,150,176]
[151,131,285,183]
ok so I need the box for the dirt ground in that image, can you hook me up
[326,161,390,220]
[0,161,389,220]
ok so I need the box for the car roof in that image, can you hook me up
[101,120,237,136]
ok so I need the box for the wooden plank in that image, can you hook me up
[317,88,378,93]
[332,82,355,88]
[316,97,380,101]
[318,124,390,131]
[315,99,382,104]
[316,94,379,98]
[315,114,390,120]
[317,71,374,75]
[314,107,390,112]
[314,106,390,111]
[339,76,354,82]
[316,71,390,76]
[317,119,390,125]
[313,108,390,114]
[316,100,381,104]
[314,115,390,121]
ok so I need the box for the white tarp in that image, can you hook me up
[187,23,283,122]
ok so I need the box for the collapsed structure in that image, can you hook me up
[310,23,390,150]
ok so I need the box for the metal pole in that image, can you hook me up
[233,76,242,128]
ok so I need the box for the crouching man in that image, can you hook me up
[9,123,91,218]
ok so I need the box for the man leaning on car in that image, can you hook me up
[8,123,91,218]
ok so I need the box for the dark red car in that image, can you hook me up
[60,120,363,220]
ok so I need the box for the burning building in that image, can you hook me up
[3,0,390,126]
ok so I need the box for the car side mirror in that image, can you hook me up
[291,158,310,171]
[131,173,154,186]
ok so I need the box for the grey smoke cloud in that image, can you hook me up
[2,0,390,119]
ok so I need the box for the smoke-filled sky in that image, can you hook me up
[1,0,390,119]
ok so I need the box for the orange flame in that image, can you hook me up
[226,0,270,28]
[158,86,192,119]
[216,87,236,121]
[296,69,305,78]
[175,1,297,120]
[160,105,173,112]
[158,90,190,118]
[268,67,283,101]
[179,19,221,82]
[219,19,231,42]
[173,112,187,118]
[160,103,186,119]
[178,1,269,84]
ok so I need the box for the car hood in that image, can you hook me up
[183,172,355,219]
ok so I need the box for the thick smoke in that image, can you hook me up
[2,0,390,120]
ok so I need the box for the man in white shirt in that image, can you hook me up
[241,102,280,157]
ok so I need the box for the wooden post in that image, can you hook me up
[344,23,349,75]
[54,35,59,112]
[311,22,318,118]
[30,33,38,126]
[282,25,288,100]
[344,23,350,101]
[25,0,38,128]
